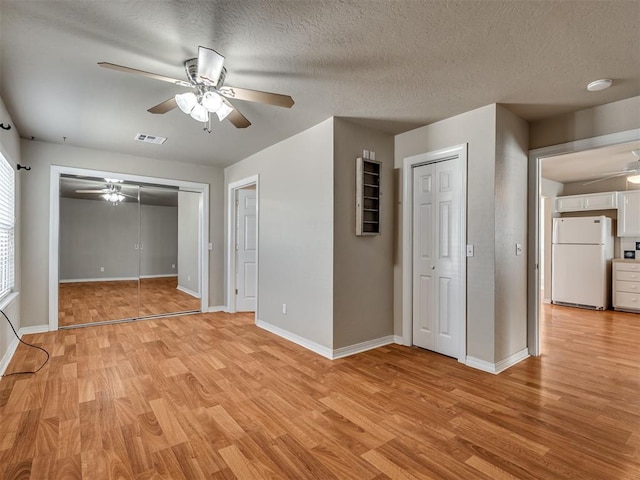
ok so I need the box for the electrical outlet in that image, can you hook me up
[516,243,523,256]
[188,275,191,281]
[363,149,369,159]
[100,266,104,272]
[370,151,376,160]
[172,264,175,269]
[466,245,474,257]
[282,303,287,314]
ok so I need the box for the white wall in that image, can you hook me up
[178,191,200,295]
[394,104,498,363]
[0,95,22,373]
[20,140,224,328]
[333,118,394,348]
[224,119,335,349]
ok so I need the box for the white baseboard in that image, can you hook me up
[59,276,138,283]
[176,285,201,298]
[0,336,19,376]
[256,319,333,359]
[0,324,49,376]
[206,306,226,313]
[466,347,530,374]
[393,335,405,345]
[140,274,178,279]
[332,335,395,359]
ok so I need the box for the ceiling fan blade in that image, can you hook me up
[75,189,108,194]
[148,97,178,114]
[221,98,251,128]
[219,86,295,108]
[98,62,191,87]
[197,46,225,86]
[582,172,628,186]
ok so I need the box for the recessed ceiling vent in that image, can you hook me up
[134,133,166,144]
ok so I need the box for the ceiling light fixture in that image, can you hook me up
[627,175,640,184]
[175,88,233,130]
[587,79,613,92]
[102,192,125,203]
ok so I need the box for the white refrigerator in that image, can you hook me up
[551,216,613,310]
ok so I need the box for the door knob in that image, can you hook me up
[431,266,435,270]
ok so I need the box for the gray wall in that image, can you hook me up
[529,96,640,149]
[540,178,564,301]
[224,119,335,349]
[0,95,21,370]
[178,191,200,295]
[20,140,224,328]
[494,105,529,362]
[333,118,394,349]
[395,104,499,363]
[140,204,178,277]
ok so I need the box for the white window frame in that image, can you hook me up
[0,152,15,301]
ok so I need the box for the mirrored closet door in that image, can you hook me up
[58,175,201,327]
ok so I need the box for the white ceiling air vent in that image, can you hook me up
[134,133,167,144]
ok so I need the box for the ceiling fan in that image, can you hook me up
[583,149,640,185]
[76,180,137,203]
[98,46,294,131]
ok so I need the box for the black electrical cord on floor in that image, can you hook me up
[1,307,50,377]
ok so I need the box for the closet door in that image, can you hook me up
[138,185,200,317]
[58,176,140,326]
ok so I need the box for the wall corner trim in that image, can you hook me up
[256,319,333,359]
[393,335,405,345]
[466,348,530,374]
[0,324,50,376]
[332,335,395,359]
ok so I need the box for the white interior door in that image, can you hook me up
[236,188,257,311]
[412,158,463,358]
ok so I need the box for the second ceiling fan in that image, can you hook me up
[99,46,294,131]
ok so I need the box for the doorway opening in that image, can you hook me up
[402,144,467,363]
[527,129,640,356]
[227,175,259,317]
[49,166,209,331]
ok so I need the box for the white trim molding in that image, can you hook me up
[176,285,201,299]
[226,175,259,318]
[0,325,50,376]
[466,348,530,375]
[256,319,333,359]
[206,306,226,313]
[332,336,396,359]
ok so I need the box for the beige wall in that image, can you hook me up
[529,96,640,149]
[0,95,21,370]
[19,140,225,328]
[394,104,499,363]
[224,119,335,349]
[494,105,529,361]
[332,118,394,349]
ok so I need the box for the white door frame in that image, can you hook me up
[527,128,640,356]
[402,144,468,363]
[226,175,259,316]
[49,165,209,331]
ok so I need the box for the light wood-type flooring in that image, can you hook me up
[58,277,201,327]
[1,305,638,479]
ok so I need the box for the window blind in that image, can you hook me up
[0,153,15,300]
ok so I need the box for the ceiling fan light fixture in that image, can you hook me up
[175,92,197,114]
[102,193,125,203]
[189,102,209,122]
[215,102,234,121]
[627,174,640,184]
[201,91,223,112]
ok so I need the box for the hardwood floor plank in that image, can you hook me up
[0,305,638,478]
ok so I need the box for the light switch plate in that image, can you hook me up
[516,243,523,256]
[466,245,474,257]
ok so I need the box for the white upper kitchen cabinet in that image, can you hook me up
[555,192,617,213]
[618,190,640,237]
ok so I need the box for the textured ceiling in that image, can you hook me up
[1,0,639,167]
